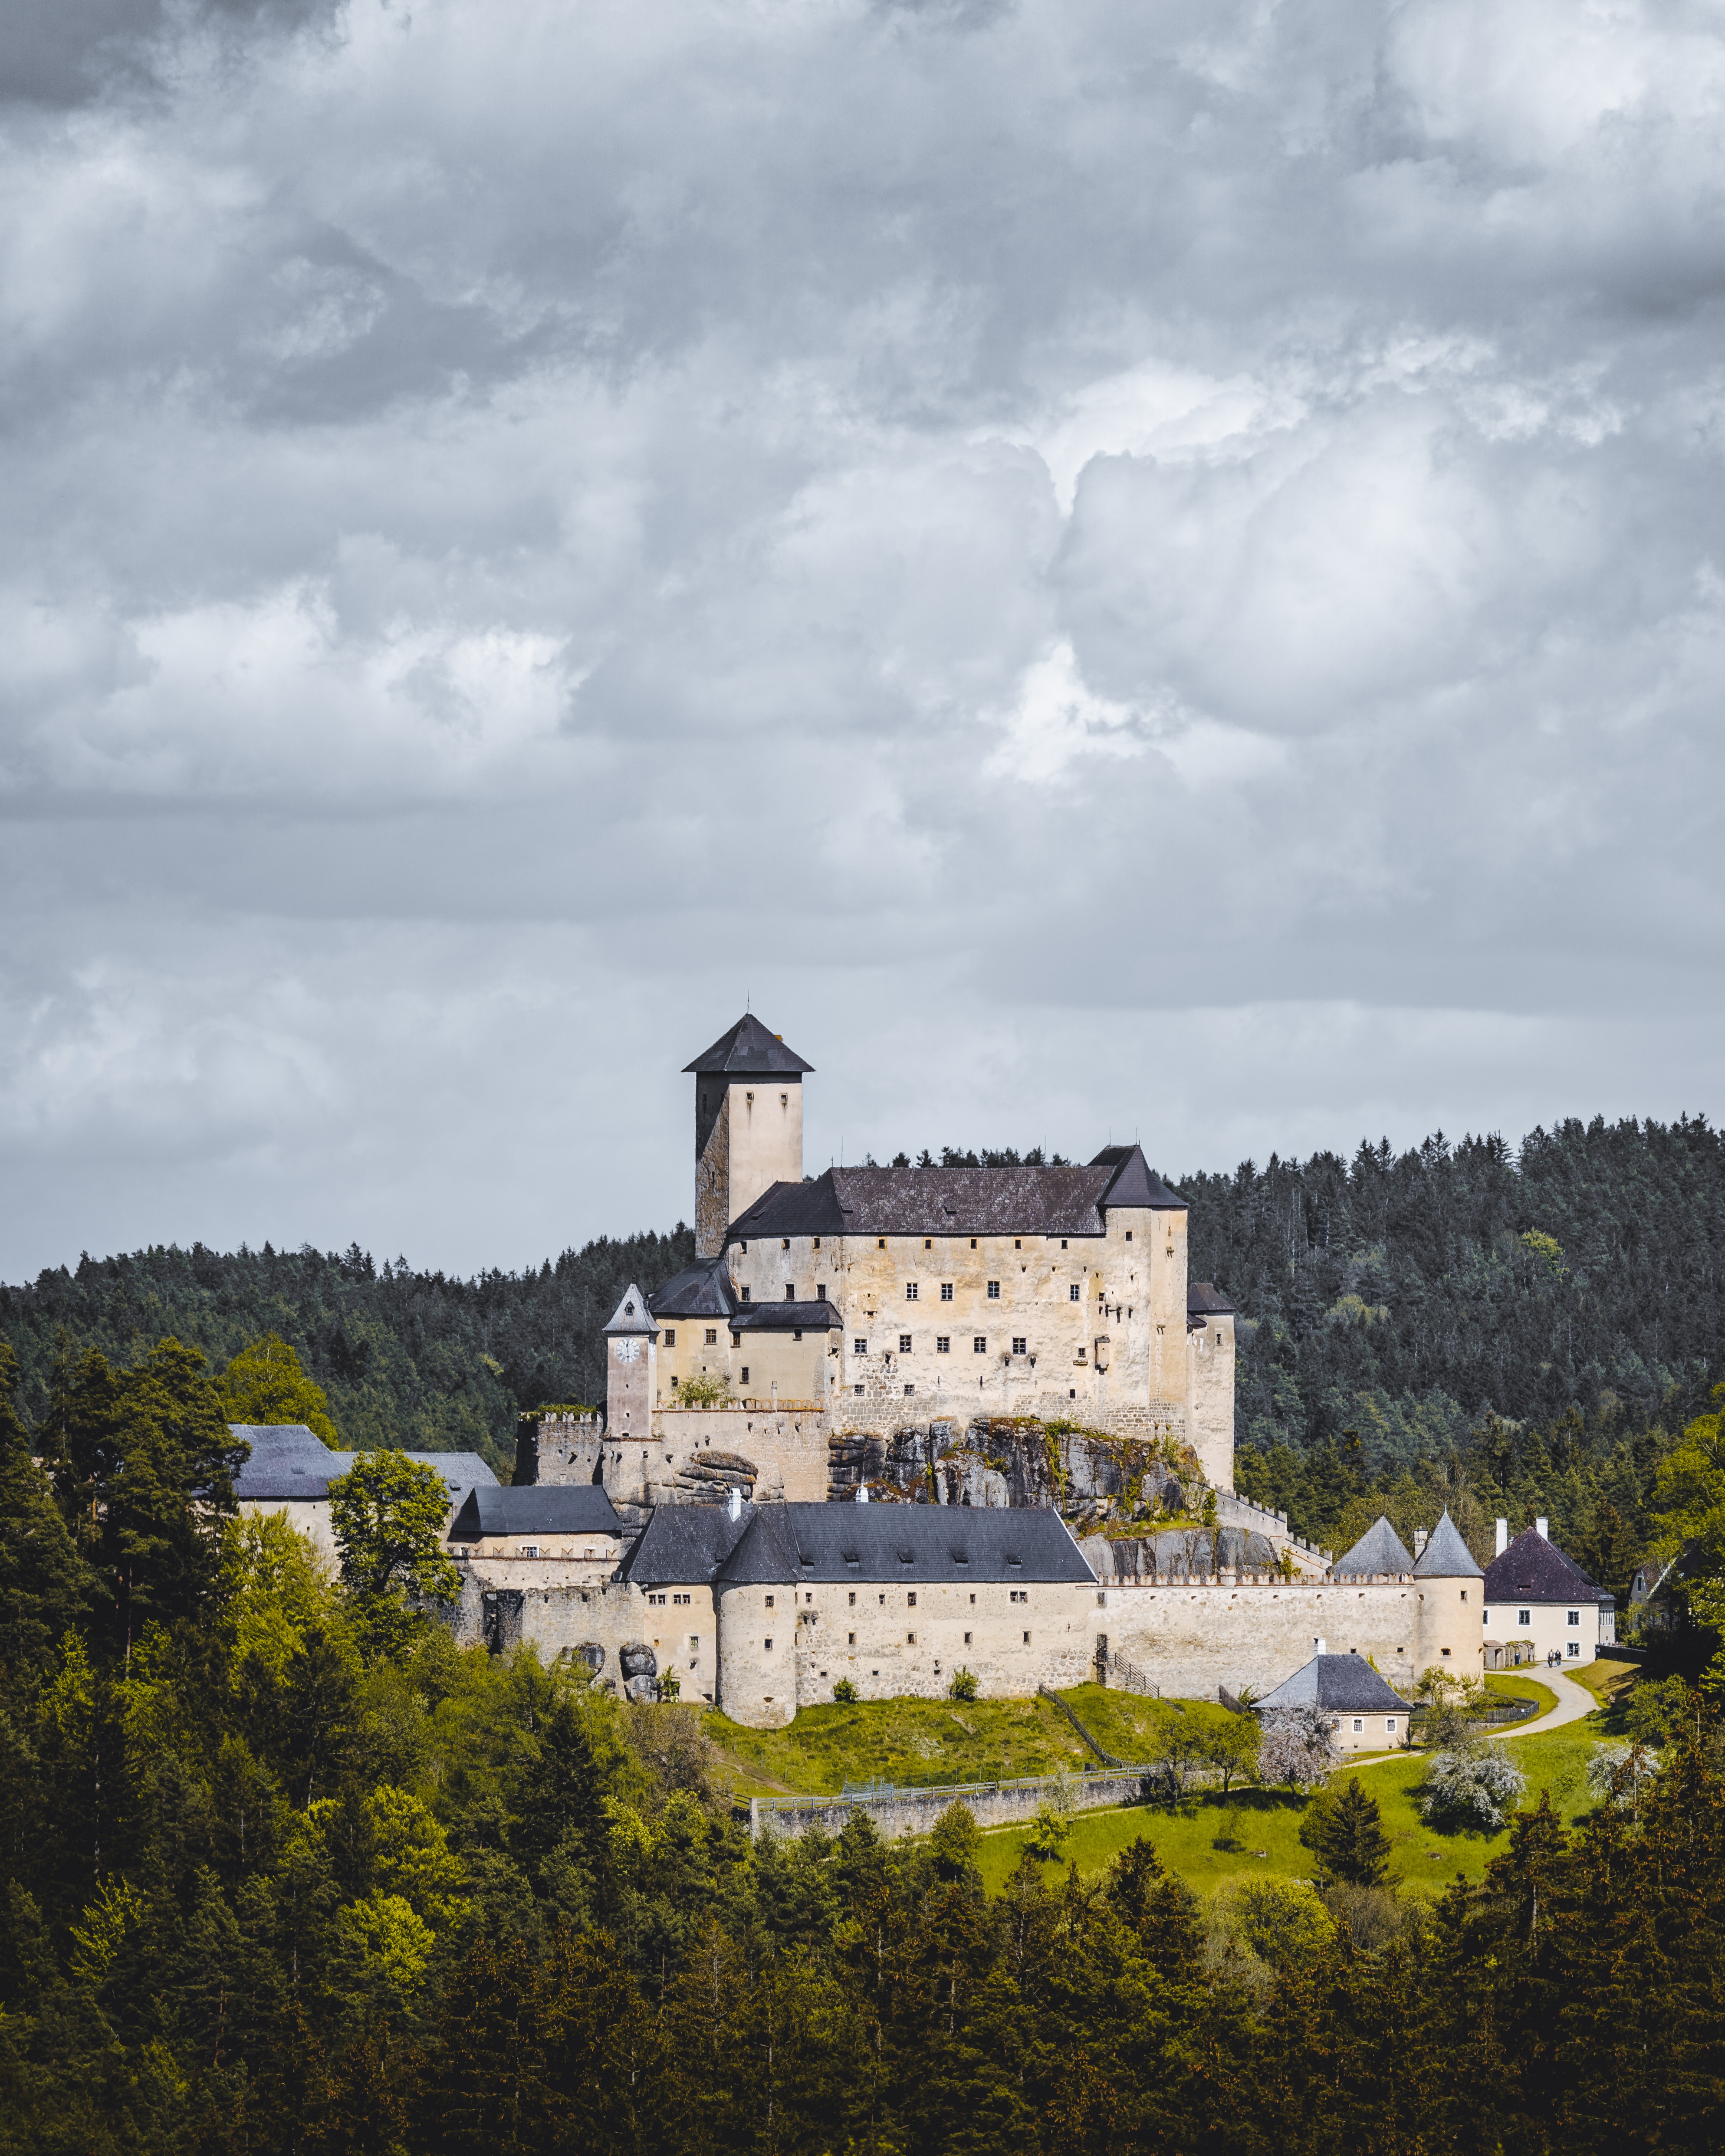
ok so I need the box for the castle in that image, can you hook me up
[465,1017,1492,1729]
[548,1014,1238,1505]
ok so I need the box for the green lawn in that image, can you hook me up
[1482,1671,1559,1722]
[977,1709,1609,1900]
[705,1686,1241,1797]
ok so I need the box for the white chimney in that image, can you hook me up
[728,1485,742,1522]
[856,1483,870,1503]
[1413,1528,1428,1559]
[1314,1636,1327,1657]
[1536,1516,1548,1539]
[1495,1518,1508,1557]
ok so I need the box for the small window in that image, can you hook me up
[741,1286,750,1302]
[740,1240,747,1251]
[1567,1641,1580,1658]
[848,1631,856,1644]
[1386,1718,1397,1733]
[940,1282,954,1302]
[924,1238,931,1250]
[987,1280,1000,1299]
[740,1365,749,1383]
[785,1283,795,1300]
[937,1336,950,1353]
[906,1281,919,1300]
[519,1544,539,1558]
[908,1592,917,1607]
[854,1338,868,1355]
[854,1384,863,1395]
[963,1630,972,1644]
[1352,1719,1364,1734]
[878,1238,886,1249]
[705,1328,718,1346]
[782,1237,791,1250]
[969,1592,975,1604]
[1125,1231,1132,1242]
[1518,1609,1531,1627]
[1567,1609,1580,1626]
[670,1375,679,1389]
[900,1333,913,1352]
[1441,1647,1452,1657]
[765,1595,774,1608]
[1022,1630,1030,1644]
[813,1237,821,1250]
[878,1595,885,1605]
[1069,1284,1080,1302]
[665,1327,676,1345]
[969,1237,977,1248]
[816,1283,825,1300]
[764,1638,772,1651]
[793,1329,802,1342]
[1012,1336,1026,1355]
[907,1632,916,1645]
[973,1335,986,1353]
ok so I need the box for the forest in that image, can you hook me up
[3,1325,1724,2154]
[1,1111,1720,1583]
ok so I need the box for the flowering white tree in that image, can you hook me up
[1419,1747,1527,1831]
[1257,1705,1338,1792]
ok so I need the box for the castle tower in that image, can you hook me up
[685,1015,813,1256]
[604,1282,658,1438]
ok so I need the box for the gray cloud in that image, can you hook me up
[3,0,1725,1277]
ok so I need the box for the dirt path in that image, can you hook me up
[1480,1665,1597,1739]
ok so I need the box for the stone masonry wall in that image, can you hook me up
[447,1565,722,1704]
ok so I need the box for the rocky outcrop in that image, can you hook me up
[619,1641,659,1702]
[827,1416,1202,1527]
[1084,1526,1281,1580]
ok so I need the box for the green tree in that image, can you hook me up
[219,1334,340,1447]
[46,1338,246,1657]
[0,1344,92,1686]
[1652,1382,1725,1687]
[328,1451,460,1650]
[1299,1775,1392,1886]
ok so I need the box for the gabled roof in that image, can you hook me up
[1484,1528,1612,1605]
[230,1427,497,1505]
[1331,1516,1416,1579]
[1186,1281,1235,1316]
[1413,1510,1483,1579]
[623,1503,754,1587]
[449,1484,623,1540]
[604,1282,657,1336]
[684,1014,814,1076]
[728,1162,1149,1241]
[729,1299,844,1332]
[714,1501,1097,1587]
[1091,1145,1189,1212]
[651,1258,739,1319]
[1257,1654,1410,1716]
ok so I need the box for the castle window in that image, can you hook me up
[780,1093,787,1106]
[782,1238,790,1250]
[987,1281,1000,1299]
[665,1328,676,1345]
[765,1596,774,1608]
[908,1593,917,1607]
[878,1238,886,1249]
[740,1367,749,1384]
[973,1336,986,1353]
[741,1286,750,1302]
[848,1631,855,1644]
[1125,1231,1132,1241]
[1386,1718,1397,1733]
[924,1238,932,1250]
[906,1282,919,1300]
[1022,1631,1030,1644]
[1014,1238,1021,1248]
[848,1591,856,1606]
[907,1632,916,1645]
[854,1338,868,1355]
[940,1283,953,1302]
[900,1334,912,1352]
[1061,1239,1068,1249]
[1069,1285,1080,1301]
[705,1329,718,1345]
[813,1237,821,1250]
[739,1241,747,1252]
[785,1283,795,1299]
[936,1336,950,1352]
[670,1375,678,1389]
[964,1630,972,1643]
[1353,1719,1364,1734]
[1012,1337,1026,1355]
[816,1283,825,1300]
[904,1383,914,1395]
[764,1638,772,1650]
[1567,1610,1580,1626]
[1518,1610,1531,1627]
[970,1237,977,1248]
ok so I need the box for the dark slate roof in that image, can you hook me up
[1091,1145,1189,1211]
[604,1282,656,1335]
[651,1257,739,1319]
[230,1427,497,1504]
[729,1299,843,1332]
[1186,1281,1235,1316]
[684,1014,814,1075]
[1412,1509,1482,1578]
[1257,1654,1411,1715]
[1484,1528,1613,1605]
[622,1503,753,1587]
[729,1157,1180,1243]
[449,1484,623,1540]
[714,1501,1098,1586]
[1331,1516,1416,1578]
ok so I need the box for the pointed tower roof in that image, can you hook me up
[603,1282,657,1336]
[1331,1515,1416,1578]
[1090,1143,1187,1211]
[1413,1509,1482,1578]
[684,1014,814,1075]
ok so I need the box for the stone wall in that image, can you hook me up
[1186,1313,1235,1490]
[447,1564,722,1704]
[749,1766,1152,1843]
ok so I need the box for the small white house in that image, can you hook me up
[1481,1519,1614,1667]
[1255,1647,1411,1753]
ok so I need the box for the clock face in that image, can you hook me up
[615,1338,641,1365]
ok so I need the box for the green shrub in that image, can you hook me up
[948,1666,979,1702]
[832,1678,858,1703]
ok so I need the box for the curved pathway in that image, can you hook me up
[1347,1666,1600,1769]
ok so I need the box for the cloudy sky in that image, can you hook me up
[3,0,1724,1280]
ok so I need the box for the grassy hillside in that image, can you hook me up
[705,1686,1241,1796]
[976,1712,1606,1899]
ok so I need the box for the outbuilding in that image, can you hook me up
[1482,1520,1614,1667]
[1255,1651,1411,1752]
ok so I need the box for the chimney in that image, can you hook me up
[1413,1528,1428,1559]
[1536,1516,1548,1540]
[728,1485,743,1522]
[1495,1517,1508,1557]
[1314,1636,1327,1657]
[856,1483,870,1504]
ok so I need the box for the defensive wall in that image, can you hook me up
[746,1765,1156,1843]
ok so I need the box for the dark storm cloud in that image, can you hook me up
[3,0,1725,1276]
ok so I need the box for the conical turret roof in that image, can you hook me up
[603,1282,657,1335]
[1412,1508,1482,1578]
[1331,1515,1415,1578]
[684,1014,813,1075]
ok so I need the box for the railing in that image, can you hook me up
[1100,1651,1160,1700]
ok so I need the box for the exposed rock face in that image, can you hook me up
[664,1450,757,1502]
[827,1416,1201,1525]
[1085,1526,1280,1580]
[619,1640,659,1702]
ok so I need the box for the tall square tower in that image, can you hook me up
[685,1015,813,1255]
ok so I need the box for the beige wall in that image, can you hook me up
[643,1405,829,1502]
[608,1327,656,1437]
[239,1495,338,1562]
[697,1080,802,1257]
[727,1206,1196,1446]
[1186,1312,1235,1490]
[1481,1596,1608,1666]
[453,1535,620,1575]
[449,1567,724,1704]
[656,1315,833,1407]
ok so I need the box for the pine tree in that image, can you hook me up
[1299,1776,1392,1887]
[0,1344,92,1686]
